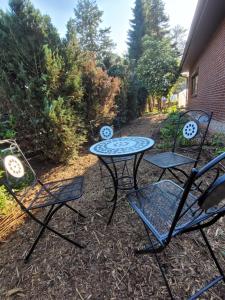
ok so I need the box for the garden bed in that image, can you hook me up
[0,114,224,299]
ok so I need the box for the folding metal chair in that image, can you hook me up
[144,110,213,183]
[127,152,225,299]
[0,140,86,261]
[89,117,132,189]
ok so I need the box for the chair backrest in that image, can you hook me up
[167,151,225,243]
[172,110,212,166]
[0,139,37,206]
[89,116,121,142]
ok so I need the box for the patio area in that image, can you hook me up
[0,114,225,299]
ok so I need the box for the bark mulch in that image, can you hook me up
[0,114,225,300]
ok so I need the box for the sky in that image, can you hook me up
[0,0,198,55]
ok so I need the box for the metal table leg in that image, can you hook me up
[98,156,118,225]
[133,152,145,189]
[98,151,146,224]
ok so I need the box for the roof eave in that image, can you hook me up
[181,0,225,72]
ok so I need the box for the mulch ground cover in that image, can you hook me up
[0,114,224,299]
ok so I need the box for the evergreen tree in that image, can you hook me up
[171,25,187,56]
[128,0,169,61]
[73,0,114,61]
[0,0,85,162]
[127,0,145,62]
[0,0,60,138]
[147,0,169,38]
[127,0,177,115]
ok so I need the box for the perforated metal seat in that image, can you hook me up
[143,110,212,183]
[144,152,196,169]
[28,177,84,209]
[128,180,202,240]
[127,152,225,299]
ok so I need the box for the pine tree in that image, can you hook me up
[147,0,169,38]
[127,0,145,62]
[128,0,169,62]
[171,25,187,56]
[73,0,114,61]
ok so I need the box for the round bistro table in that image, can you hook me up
[89,136,155,224]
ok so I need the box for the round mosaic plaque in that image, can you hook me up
[4,155,25,178]
[90,136,154,157]
[183,121,198,140]
[100,126,113,140]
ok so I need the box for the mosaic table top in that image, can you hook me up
[90,136,154,157]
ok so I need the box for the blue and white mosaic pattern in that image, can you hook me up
[100,125,113,140]
[183,121,198,139]
[90,136,154,156]
[4,155,25,178]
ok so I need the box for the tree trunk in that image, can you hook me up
[157,98,162,112]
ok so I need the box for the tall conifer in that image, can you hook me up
[127,0,145,62]
[73,0,114,61]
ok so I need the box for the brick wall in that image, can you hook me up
[188,17,225,122]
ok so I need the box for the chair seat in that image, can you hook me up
[28,176,84,209]
[128,180,200,242]
[102,155,133,164]
[144,151,196,169]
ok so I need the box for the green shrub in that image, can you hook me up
[0,114,16,139]
[158,111,190,150]
[43,96,86,162]
[210,133,225,156]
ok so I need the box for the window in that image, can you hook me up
[191,71,198,96]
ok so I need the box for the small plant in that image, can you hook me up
[165,103,178,114]
[210,133,225,155]
[157,111,190,150]
[0,114,16,139]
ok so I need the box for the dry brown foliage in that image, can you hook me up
[81,54,121,122]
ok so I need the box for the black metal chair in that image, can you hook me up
[0,139,86,261]
[144,110,213,183]
[127,152,225,299]
[89,117,133,189]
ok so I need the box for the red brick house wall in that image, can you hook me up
[188,17,225,122]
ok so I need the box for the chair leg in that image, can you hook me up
[144,226,174,299]
[158,169,166,181]
[169,167,203,192]
[65,203,86,218]
[135,222,174,299]
[25,204,84,261]
[199,228,225,282]
[186,228,225,299]
[168,168,185,184]
[25,205,56,261]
